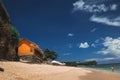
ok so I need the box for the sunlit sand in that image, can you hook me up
[0,61,120,80]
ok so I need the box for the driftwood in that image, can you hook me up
[0,67,4,72]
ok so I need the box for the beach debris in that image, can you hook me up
[51,60,66,66]
[0,67,4,72]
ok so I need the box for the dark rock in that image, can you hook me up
[0,67,4,72]
[0,1,20,61]
[20,55,43,63]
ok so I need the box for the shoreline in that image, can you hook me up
[82,67,120,75]
[79,69,120,80]
[0,61,120,80]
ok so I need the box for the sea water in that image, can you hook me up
[86,63,120,74]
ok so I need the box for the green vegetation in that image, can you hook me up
[43,49,58,61]
[8,23,20,60]
[7,23,20,46]
[65,60,98,67]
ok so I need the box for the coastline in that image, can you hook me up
[0,61,120,80]
[79,69,120,80]
[82,66,120,75]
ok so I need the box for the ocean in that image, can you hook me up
[86,63,120,74]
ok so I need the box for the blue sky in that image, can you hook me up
[3,0,120,63]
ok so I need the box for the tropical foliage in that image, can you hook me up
[7,23,20,46]
[65,60,98,67]
[44,49,58,61]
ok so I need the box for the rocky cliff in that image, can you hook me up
[0,1,19,61]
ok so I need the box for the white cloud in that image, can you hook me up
[95,39,100,43]
[110,4,117,11]
[68,33,74,37]
[68,44,72,48]
[97,48,109,54]
[63,53,71,56]
[73,0,119,27]
[90,15,120,27]
[85,58,97,61]
[97,36,120,57]
[79,42,89,48]
[73,0,85,11]
[73,0,117,13]
[91,43,96,48]
[91,39,102,48]
[104,57,116,61]
[91,28,97,32]
[85,57,116,61]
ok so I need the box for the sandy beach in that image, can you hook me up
[0,61,120,80]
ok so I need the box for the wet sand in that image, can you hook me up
[79,69,120,80]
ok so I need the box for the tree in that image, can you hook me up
[44,49,58,61]
[7,23,20,46]
[8,23,20,61]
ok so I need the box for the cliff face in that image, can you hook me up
[0,1,19,61]
[0,20,11,60]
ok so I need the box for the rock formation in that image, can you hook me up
[0,1,19,61]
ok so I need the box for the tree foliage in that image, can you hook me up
[65,60,98,67]
[7,23,20,60]
[44,49,58,61]
[7,23,20,46]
